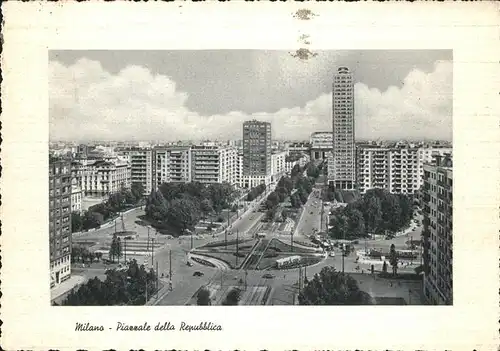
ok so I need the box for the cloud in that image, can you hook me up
[355,60,452,140]
[49,58,452,142]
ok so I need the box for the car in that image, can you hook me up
[310,211,314,214]
[262,273,275,279]
[186,261,193,267]
[193,271,204,277]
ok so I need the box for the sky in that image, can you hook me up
[49,50,453,142]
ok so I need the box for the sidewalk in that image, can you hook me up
[51,274,86,302]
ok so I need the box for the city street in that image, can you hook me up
[293,189,325,238]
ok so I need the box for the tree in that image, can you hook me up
[265,207,277,221]
[278,176,294,194]
[290,193,301,209]
[197,287,211,305]
[222,288,241,305]
[381,195,402,232]
[281,208,288,221]
[63,259,158,306]
[306,163,320,178]
[200,199,213,220]
[389,244,399,276]
[71,212,83,232]
[109,233,122,262]
[208,182,234,214]
[291,164,301,178]
[267,192,280,207]
[131,182,145,203]
[167,197,201,234]
[276,190,287,203]
[363,195,383,233]
[146,189,169,221]
[297,188,308,204]
[298,266,372,305]
[81,211,103,231]
[95,252,103,262]
[347,208,366,238]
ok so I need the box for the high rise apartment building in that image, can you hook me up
[422,153,453,305]
[330,67,356,190]
[118,148,153,194]
[152,146,192,189]
[191,145,238,184]
[388,147,420,194]
[356,146,391,192]
[357,146,452,195]
[242,120,272,188]
[49,160,72,288]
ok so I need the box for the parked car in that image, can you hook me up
[262,273,275,279]
[193,271,204,277]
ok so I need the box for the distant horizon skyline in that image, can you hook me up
[50,50,453,143]
[50,136,452,144]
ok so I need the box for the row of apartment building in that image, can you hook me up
[115,145,302,195]
[355,146,452,195]
[68,143,306,200]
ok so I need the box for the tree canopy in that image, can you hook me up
[328,188,413,239]
[298,266,372,305]
[62,259,157,306]
[145,181,237,235]
[196,287,211,305]
[74,185,145,232]
[222,288,241,305]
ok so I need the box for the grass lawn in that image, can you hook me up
[269,238,318,254]
[192,252,244,269]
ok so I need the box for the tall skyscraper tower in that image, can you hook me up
[330,67,356,190]
[242,120,272,188]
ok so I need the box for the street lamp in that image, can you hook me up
[147,226,150,251]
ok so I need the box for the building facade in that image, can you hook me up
[356,146,453,195]
[356,146,391,193]
[422,153,453,305]
[152,146,192,189]
[78,160,131,197]
[242,120,272,188]
[310,132,333,160]
[388,147,420,194]
[417,147,453,189]
[191,145,238,184]
[235,152,244,188]
[285,141,311,155]
[330,67,356,190]
[70,184,83,213]
[285,153,310,174]
[49,160,72,288]
[271,150,287,183]
[119,148,153,194]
